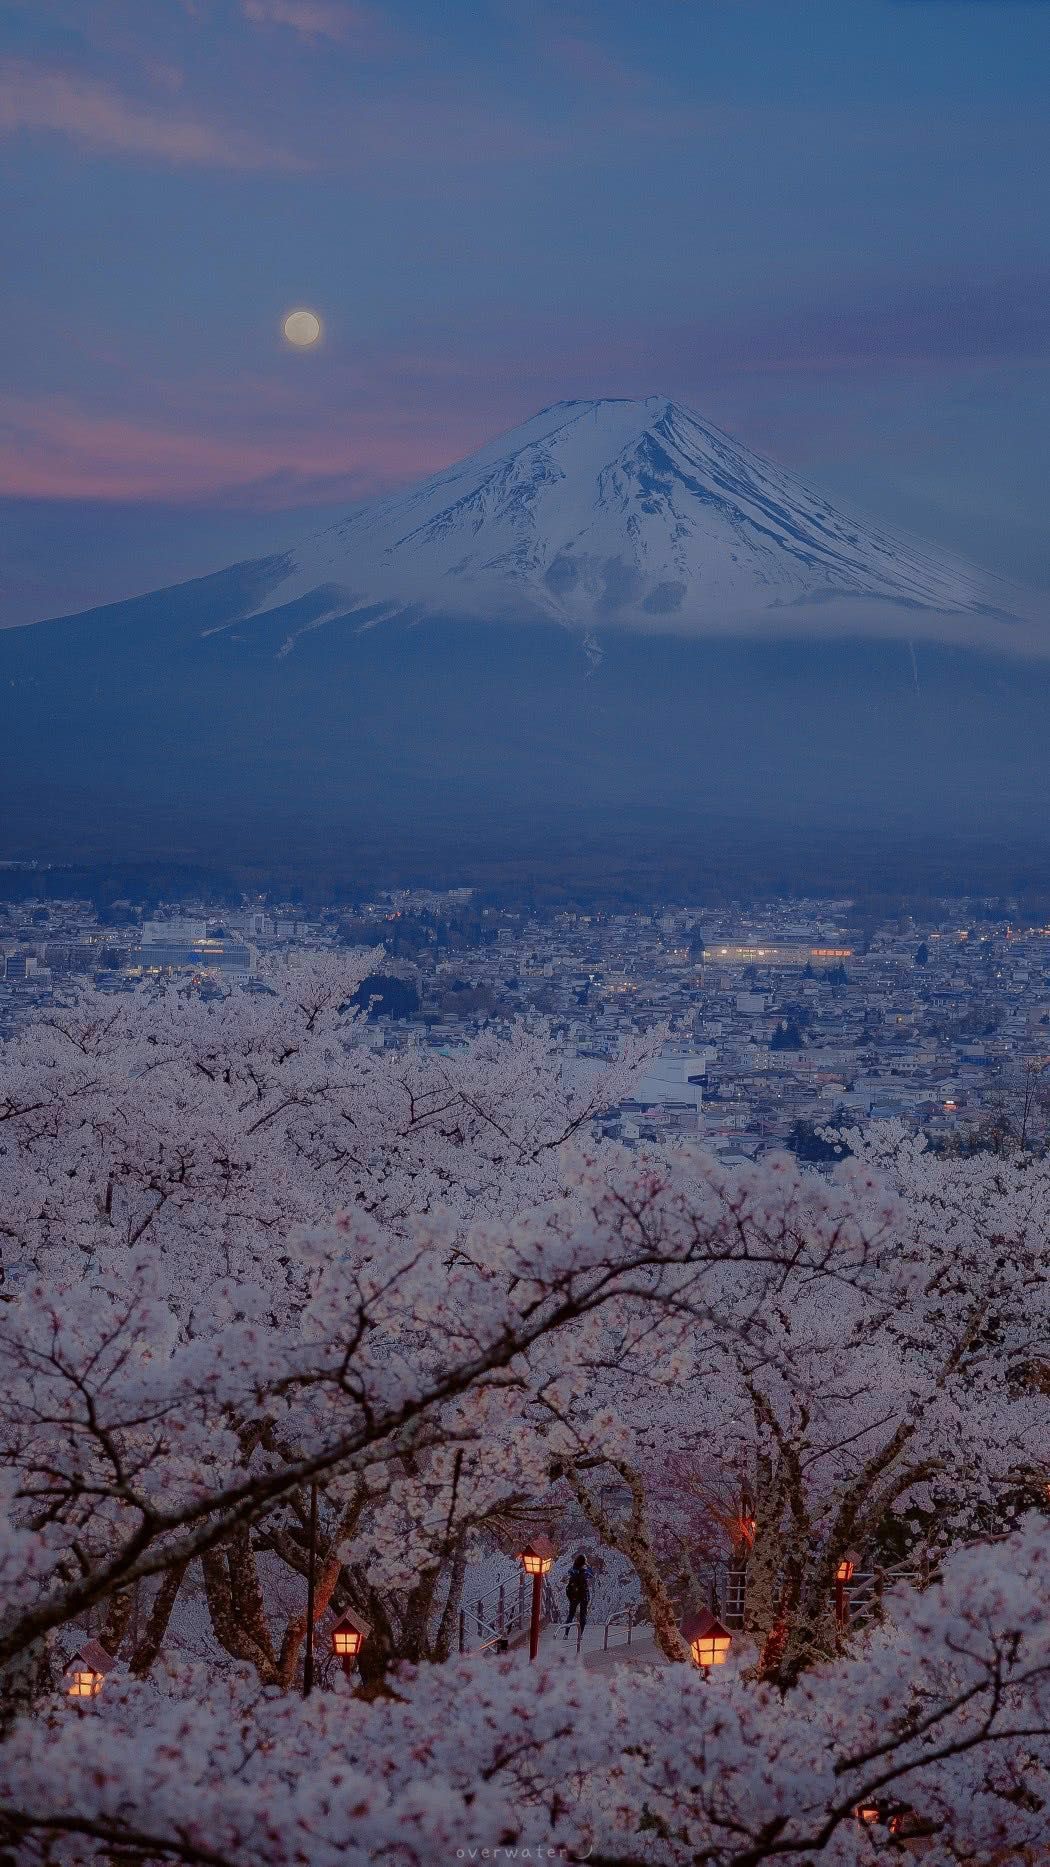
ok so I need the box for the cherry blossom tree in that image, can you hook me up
[0,963,657,1682]
[1,955,653,1293]
[2,976,1050,1862]
[1,1135,878,1691]
[2,1523,1049,1866]
[540,1138,1050,1680]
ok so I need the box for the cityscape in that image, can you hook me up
[5,877,1049,1159]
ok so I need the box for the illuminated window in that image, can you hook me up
[68,1669,103,1698]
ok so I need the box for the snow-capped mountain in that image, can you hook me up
[2,393,1047,876]
[261,396,1018,636]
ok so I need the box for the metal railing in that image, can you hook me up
[723,1563,747,1629]
[845,1559,927,1628]
[453,1539,999,1661]
[602,1604,638,1650]
[458,1575,560,1654]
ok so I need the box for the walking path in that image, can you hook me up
[535,1620,667,1672]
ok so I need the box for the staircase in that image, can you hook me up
[457,1574,561,1654]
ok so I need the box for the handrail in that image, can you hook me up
[843,1561,926,1628]
[458,1575,560,1654]
[461,1536,1009,1659]
[602,1604,638,1650]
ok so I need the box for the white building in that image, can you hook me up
[632,1047,713,1110]
[142,918,207,945]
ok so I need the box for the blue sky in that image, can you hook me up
[3,0,1049,621]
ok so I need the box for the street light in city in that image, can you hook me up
[518,1535,556,1661]
[680,1608,732,1672]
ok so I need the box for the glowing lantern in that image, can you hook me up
[680,1608,732,1670]
[330,1609,370,1675]
[518,1535,556,1576]
[855,1804,880,1824]
[65,1638,113,1700]
[68,1668,104,1698]
[518,1534,556,1660]
[835,1550,860,1627]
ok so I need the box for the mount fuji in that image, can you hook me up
[236,395,1020,642]
[2,396,1048,880]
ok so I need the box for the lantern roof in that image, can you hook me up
[520,1533,556,1561]
[65,1638,116,1676]
[331,1608,371,1640]
[680,1608,730,1645]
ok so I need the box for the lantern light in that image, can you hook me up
[835,1550,860,1629]
[855,1804,879,1824]
[517,1534,556,1661]
[518,1534,556,1577]
[330,1609,370,1670]
[68,1668,104,1699]
[680,1608,732,1670]
[65,1638,114,1700]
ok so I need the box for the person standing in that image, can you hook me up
[564,1553,594,1643]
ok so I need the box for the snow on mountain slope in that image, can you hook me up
[257,396,1024,639]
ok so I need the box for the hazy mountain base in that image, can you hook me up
[5,828,1050,918]
[4,566,1050,898]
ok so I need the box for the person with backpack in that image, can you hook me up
[564,1553,594,1641]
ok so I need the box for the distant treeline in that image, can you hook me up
[5,821,1050,919]
[0,862,243,913]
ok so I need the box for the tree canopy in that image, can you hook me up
[0,970,1048,1863]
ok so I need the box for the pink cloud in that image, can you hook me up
[0,393,478,505]
[8,264,1042,513]
[0,51,566,184]
[0,59,309,169]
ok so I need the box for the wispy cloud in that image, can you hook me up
[239,0,390,44]
[0,391,471,504]
[543,31,647,91]
[3,254,1047,510]
[0,58,309,169]
[736,270,1050,373]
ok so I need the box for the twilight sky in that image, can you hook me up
[3,0,1049,624]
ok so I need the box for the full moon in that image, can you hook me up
[283,309,322,347]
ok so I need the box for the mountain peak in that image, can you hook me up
[261,394,1023,641]
[3,400,1046,872]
